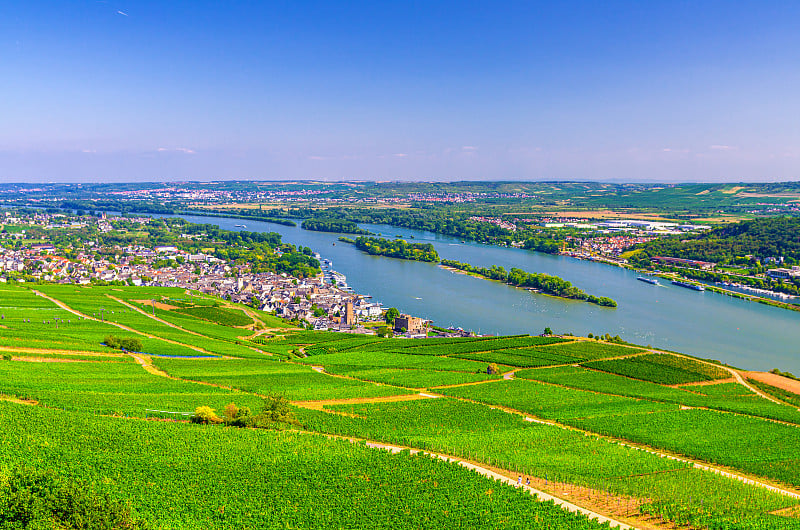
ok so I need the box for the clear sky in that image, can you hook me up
[2,1,800,182]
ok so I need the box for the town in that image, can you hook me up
[0,210,459,338]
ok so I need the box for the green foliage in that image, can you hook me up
[569,408,800,487]
[104,335,143,352]
[173,306,252,327]
[354,236,439,262]
[747,379,800,408]
[584,353,729,385]
[383,307,399,325]
[633,217,800,264]
[301,218,370,234]
[0,402,616,529]
[190,405,223,424]
[0,467,142,529]
[441,379,676,421]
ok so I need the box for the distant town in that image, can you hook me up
[0,210,462,338]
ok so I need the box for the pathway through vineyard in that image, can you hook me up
[28,290,800,530]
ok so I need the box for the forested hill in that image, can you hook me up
[633,217,800,263]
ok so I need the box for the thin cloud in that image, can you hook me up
[393,153,408,158]
[117,10,129,16]
[710,145,735,151]
[81,149,97,153]
[157,147,195,154]
[461,146,477,151]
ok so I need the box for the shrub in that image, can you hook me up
[190,406,222,424]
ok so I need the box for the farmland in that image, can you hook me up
[2,282,800,528]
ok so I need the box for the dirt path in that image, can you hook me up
[11,356,117,363]
[360,439,635,530]
[445,394,800,501]
[292,393,437,411]
[32,290,218,356]
[671,378,736,387]
[0,394,38,406]
[0,346,125,357]
[108,295,206,338]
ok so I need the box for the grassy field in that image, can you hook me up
[3,282,800,529]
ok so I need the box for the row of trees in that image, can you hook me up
[301,218,370,234]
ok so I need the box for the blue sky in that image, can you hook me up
[2,1,800,182]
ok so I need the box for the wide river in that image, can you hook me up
[167,213,799,373]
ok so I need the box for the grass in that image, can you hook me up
[583,353,730,385]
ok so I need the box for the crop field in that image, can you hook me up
[173,305,253,327]
[748,378,800,408]
[385,335,569,356]
[569,408,800,487]
[0,402,615,530]
[298,399,799,529]
[153,357,413,400]
[518,366,800,425]
[296,349,491,372]
[584,353,730,385]
[537,340,644,360]
[0,359,262,417]
[322,366,499,388]
[453,347,575,367]
[440,379,677,420]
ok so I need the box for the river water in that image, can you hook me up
[167,213,799,373]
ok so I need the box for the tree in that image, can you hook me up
[384,307,400,325]
[543,327,553,336]
[487,363,500,375]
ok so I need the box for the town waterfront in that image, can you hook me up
[169,213,800,373]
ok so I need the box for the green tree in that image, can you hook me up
[384,307,400,325]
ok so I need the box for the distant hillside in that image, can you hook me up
[632,217,800,264]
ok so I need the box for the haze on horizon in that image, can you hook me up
[2,1,799,183]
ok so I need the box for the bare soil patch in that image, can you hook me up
[744,371,800,396]
[133,299,179,311]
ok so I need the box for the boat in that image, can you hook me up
[637,276,659,285]
[234,224,246,228]
[671,280,705,291]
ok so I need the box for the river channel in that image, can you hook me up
[165,213,800,373]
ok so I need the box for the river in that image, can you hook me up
[164,213,799,373]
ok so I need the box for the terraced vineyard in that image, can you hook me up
[2,282,800,529]
[583,353,730,385]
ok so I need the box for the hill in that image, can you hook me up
[632,217,800,264]
[1,283,800,529]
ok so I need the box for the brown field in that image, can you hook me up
[744,371,800,396]
[721,186,745,194]
[133,299,180,311]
